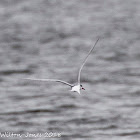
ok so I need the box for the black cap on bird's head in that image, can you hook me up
[80,85,85,90]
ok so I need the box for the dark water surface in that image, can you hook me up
[0,0,140,139]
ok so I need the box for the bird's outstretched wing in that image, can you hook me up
[24,78,74,87]
[78,38,100,84]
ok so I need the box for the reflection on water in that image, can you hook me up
[0,0,140,139]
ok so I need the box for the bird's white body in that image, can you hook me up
[71,85,80,94]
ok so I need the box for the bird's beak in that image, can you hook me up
[82,88,85,90]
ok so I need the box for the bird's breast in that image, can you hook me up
[71,85,80,92]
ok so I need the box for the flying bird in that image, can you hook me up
[24,38,99,94]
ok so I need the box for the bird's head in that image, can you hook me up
[80,85,85,90]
